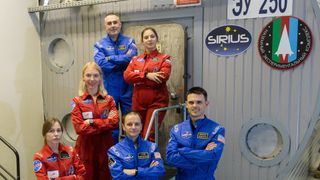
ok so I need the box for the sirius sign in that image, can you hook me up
[205,25,252,56]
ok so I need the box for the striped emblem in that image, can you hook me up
[258,16,312,70]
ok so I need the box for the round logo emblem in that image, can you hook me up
[258,16,312,70]
[33,160,42,172]
[205,25,252,56]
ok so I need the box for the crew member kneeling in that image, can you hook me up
[108,112,165,179]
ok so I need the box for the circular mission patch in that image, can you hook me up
[258,16,312,70]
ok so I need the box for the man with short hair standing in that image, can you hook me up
[166,87,225,180]
[94,13,137,143]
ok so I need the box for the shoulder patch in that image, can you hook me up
[131,42,137,48]
[174,124,179,133]
[110,146,120,156]
[212,126,221,135]
[33,160,42,172]
[71,101,76,111]
[165,59,171,64]
[108,157,116,167]
[118,45,126,50]
[217,134,225,144]
[150,143,156,152]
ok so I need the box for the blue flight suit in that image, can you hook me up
[166,116,225,180]
[94,34,138,143]
[107,136,165,180]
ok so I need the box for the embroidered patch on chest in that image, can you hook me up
[124,154,134,161]
[151,57,160,62]
[47,155,57,162]
[118,45,126,50]
[181,131,192,139]
[101,109,109,119]
[82,112,93,119]
[47,170,59,178]
[197,132,209,140]
[68,165,74,175]
[137,58,145,62]
[97,99,107,103]
[138,152,149,159]
[60,151,70,159]
[82,99,92,104]
[107,46,114,50]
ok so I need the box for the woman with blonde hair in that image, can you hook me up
[71,61,119,180]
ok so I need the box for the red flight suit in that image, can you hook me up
[124,49,171,142]
[33,143,86,180]
[71,92,119,180]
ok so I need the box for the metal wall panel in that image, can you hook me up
[203,0,320,180]
[40,0,320,179]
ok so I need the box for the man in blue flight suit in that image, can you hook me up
[166,87,225,180]
[94,13,138,143]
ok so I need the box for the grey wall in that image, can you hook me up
[203,0,320,180]
[0,0,42,179]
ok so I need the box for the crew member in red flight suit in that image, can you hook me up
[33,118,86,180]
[71,62,119,180]
[124,27,171,142]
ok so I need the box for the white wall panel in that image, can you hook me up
[203,0,320,179]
